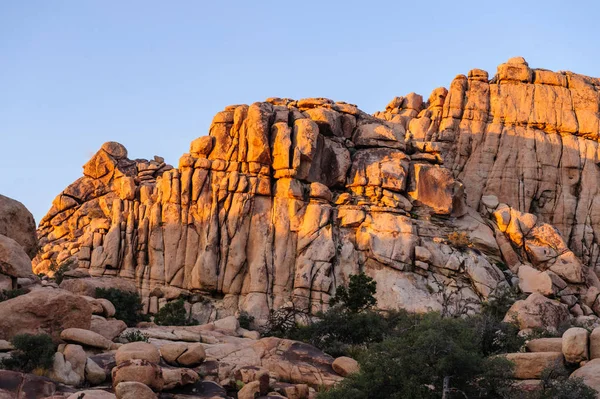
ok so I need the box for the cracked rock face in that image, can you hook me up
[33,58,600,325]
[376,57,600,271]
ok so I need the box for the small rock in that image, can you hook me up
[332,356,359,377]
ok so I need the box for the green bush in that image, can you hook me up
[318,313,514,399]
[537,376,597,399]
[330,273,377,313]
[95,288,148,327]
[122,329,149,343]
[48,259,75,285]
[238,311,255,330]
[291,310,412,358]
[0,288,29,302]
[1,333,56,373]
[154,298,197,326]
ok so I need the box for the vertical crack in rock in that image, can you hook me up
[34,58,600,322]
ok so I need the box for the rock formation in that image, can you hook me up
[33,57,600,326]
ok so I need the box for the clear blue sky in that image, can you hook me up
[1,0,598,223]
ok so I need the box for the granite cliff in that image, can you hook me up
[33,57,600,326]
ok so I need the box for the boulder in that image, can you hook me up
[332,356,359,377]
[177,343,206,367]
[213,315,239,332]
[85,357,107,385]
[562,327,589,363]
[526,338,563,353]
[90,317,127,341]
[115,381,157,399]
[0,234,33,278]
[410,163,466,216]
[0,289,92,341]
[571,358,600,394]
[503,352,564,379]
[0,370,58,398]
[590,327,600,359]
[61,328,117,350]
[67,391,116,399]
[0,194,37,259]
[111,359,164,391]
[504,293,570,331]
[162,367,200,390]
[59,277,137,297]
[115,342,161,365]
[238,381,263,399]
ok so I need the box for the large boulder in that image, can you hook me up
[61,328,117,350]
[116,342,161,365]
[503,352,564,379]
[0,194,37,259]
[111,359,164,391]
[570,358,600,394]
[0,288,92,340]
[0,234,33,278]
[562,327,589,364]
[60,277,137,297]
[0,370,58,398]
[504,293,570,331]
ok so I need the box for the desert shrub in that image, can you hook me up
[238,311,255,330]
[318,313,514,399]
[447,231,472,250]
[154,298,197,326]
[329,273,377,313]
[261,302,309,338]
[0,288,28,302]
[48,259,75,285]
[122,329,149,343]
[476,288,526,356]
[1,333,56,373]
[536,376,597,399]
[95,287,148,327]
[291,310,412,358]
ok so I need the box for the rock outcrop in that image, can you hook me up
[33,58,600,326]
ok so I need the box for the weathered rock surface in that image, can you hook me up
[31,58,600,325]
[0,194,37,259]
[0,288,92,341]
[503,352,564,379]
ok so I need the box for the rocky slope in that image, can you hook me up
[33,57,600,326]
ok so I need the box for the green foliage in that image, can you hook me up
[95,287,148,327]
[537,376,597,399]
[48,259,75,285]
[238,311,255,330]
[329,273,377,313]
[261,302,309,338]
[1,333,56,373]
[0,288,28,302]
[291,310,412,358]
[154,298,197,326]
[318,313,514,399]
[122,329,149,342]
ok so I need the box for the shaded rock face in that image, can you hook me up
[33,58,600,323]
[376,58,600,271]
[0,194,37,259]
